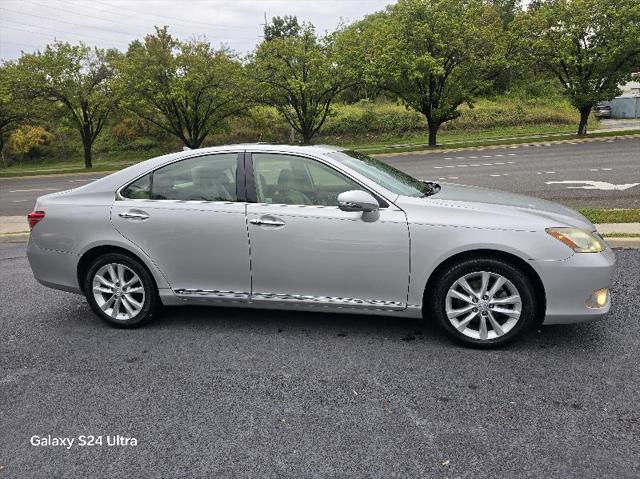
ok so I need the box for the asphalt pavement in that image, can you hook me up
[0,173,107,216]
[0,137,638,216]
[383,136,640,209]
[1,242,639,478]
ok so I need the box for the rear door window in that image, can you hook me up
[121,153,239,201]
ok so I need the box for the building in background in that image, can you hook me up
[603,75,640,119]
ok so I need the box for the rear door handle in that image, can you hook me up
[250,217,285,227]
[119,211,149,220]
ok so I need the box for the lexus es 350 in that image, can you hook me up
[26,144,615,347]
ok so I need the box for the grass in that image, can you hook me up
[0,145,169,178]
[0,161,136,178]
[343,124,579,150]
[361,128,640,155]
[601,233,640,238]
[578,209,640,224]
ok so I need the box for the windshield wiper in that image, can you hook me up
[421,181,441,197]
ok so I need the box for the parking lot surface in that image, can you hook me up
[1,243,639,478]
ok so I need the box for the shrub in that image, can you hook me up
[206,107,291,145]
[441,99,578,131]
[112,117,153,144]
[7,125,54,161]
[322,101,425,136]
[317,98,578,139]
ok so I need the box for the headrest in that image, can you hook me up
[278,169,292,187]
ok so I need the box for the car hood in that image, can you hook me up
[396,183,594,231]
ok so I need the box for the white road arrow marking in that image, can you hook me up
[545,180,640,191]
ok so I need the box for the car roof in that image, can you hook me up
[182,143,347,155]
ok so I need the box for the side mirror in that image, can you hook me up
[338,190,379,213]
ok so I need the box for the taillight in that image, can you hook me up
[27,211,46,230]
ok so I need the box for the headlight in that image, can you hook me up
[546,227,607,253]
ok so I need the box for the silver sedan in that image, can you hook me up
[26,144,615,347]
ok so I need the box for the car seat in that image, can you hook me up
[274,169,311,205]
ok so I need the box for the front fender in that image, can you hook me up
[407,223,572,307]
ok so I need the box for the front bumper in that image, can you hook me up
[531,247,616,325]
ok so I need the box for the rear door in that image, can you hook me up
[111,152,251,299]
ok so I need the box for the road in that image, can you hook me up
[0,137,638,216]
[383,136,640,208]
[0,173,106,216]
[1,242,639,478]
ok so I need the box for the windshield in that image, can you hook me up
[328,150,440,197]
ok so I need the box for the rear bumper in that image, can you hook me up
[532,247,616,325]
[26,238,81,294]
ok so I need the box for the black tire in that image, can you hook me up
[427,257,537,348]
[84,252,160,328]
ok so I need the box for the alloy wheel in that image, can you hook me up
[445,271,522,341]
[92,263,146,321]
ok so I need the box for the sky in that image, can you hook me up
[0,0,394,60]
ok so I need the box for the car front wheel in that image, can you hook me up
[428,258,538,348]
[84,253,160,327]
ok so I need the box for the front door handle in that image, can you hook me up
[250,217,285,227]
[119,211,149,220]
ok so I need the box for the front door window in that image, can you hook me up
[252,153,361,206]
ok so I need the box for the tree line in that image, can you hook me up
[1,0,638,168]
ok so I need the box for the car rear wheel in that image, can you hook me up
[84,253,160,327]
[428,258,537,348]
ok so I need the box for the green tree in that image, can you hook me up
[118,27,250,149]
[264,15,301,41]
[489,0,523,93]
[516,0,640,135]
[11,42,118,168]
[0,62,27,167]
[251,22,354,144]
[338,0,508,146]
[490,0,521,26]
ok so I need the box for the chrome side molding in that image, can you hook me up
[172,289,405,310]
[251,292,406,310]
[174,289,250,299]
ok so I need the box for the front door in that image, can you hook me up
[111,152,250,299]
[246,152,410,310]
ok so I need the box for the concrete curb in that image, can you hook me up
[595,223,640,235]
[603,237,640,249]
[0,233,30,243]
[0,216,28,235]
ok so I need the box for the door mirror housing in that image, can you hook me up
[338,190,379,213]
